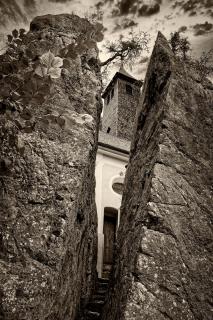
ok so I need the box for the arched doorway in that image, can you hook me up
[103,207,118,278]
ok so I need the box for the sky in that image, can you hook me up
[0,0,212,81]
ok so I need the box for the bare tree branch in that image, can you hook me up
[100,52,122,67]
[100,30,150,69]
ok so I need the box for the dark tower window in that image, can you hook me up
[107,127,111,133]
[126,84,133,95]
[107,94,110,104]
[111,88,114,99]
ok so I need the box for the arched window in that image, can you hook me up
[112,182,124,195]
[111,176,124,196]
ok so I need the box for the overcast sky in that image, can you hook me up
[0,0,212,80]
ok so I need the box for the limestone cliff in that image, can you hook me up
[0,14,102,320]
[102,33,213,320]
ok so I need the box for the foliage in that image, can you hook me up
[179,37,191,60]
[101,30,149,68]
[169,31,181,55]
[169,31,213,81]
[59,22,104,61]
[35,51,63,79]
[169,31,191,60]
[0,21,104,117]
[84,7,103,25]
[191,49,213,81]
[20,74,52,106]
[0,29,59,116]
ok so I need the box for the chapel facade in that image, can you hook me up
[95,66,142,277]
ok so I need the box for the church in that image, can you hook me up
[95,66,142,278]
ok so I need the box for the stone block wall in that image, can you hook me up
[0,14,102,320]
[117,78,141,141]
[102,81,119,136]
[102,77,141,141]
[102,33,213,320]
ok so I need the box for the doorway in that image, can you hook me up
[103,208,118,278]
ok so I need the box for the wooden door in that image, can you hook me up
[103,216,116,265]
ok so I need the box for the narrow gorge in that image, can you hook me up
[0,12,212,320]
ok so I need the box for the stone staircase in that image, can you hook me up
[82,278,109,319]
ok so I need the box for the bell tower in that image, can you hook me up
[101,66,142,141]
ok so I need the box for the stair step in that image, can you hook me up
[98,278,109,284]
[80,278,109,318]
[91,294,106,302]
[87,300,105,313]
[97,282,108,290]
[85,310,100,319]
[102,272,111,279]
[94,290,107,298]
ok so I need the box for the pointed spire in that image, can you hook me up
[102,63,142,98]
[118,63,135,80]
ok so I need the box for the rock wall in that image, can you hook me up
[0,14,102,320]
[102,33,213,320]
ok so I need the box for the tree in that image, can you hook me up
[169,31,191,60]
[192,49,213,81]
[169,31,212,80]
[100,30,149,68]
[169,31,181,55]
[179,37,191,60]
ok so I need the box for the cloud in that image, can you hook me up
[119,0,137,15]
[116,17,138,30]
[114,0,161,16]
[137,64,148,78]
[0,0,28,26]
[23,0,36,15]
[178,25,187,32]
[139,56,149,63]
[172,0,213,17]
[193,21,213,36]
[182,0,199,13]
[48,0,72,2]
[138,2,160,16]
[206,8,213,17]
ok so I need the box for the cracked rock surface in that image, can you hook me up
[102,33,213,320]
[0,14,102,320]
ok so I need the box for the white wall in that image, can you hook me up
[95,146,129,277]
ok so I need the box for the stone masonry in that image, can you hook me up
[102,81,119,137]
[117,78,141,141]
[0,14,102,320]
[102,32,213,320]
[102,73,141,141]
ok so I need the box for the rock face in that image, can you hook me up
[102,33,213,320]
[0,14,102,320]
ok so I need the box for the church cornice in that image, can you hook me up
[102,71,143,98]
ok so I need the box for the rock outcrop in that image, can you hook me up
[0,14,102,320]
[102,33,213,320]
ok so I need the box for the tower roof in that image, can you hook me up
[118,65,136,80]
[102,65,142,98]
